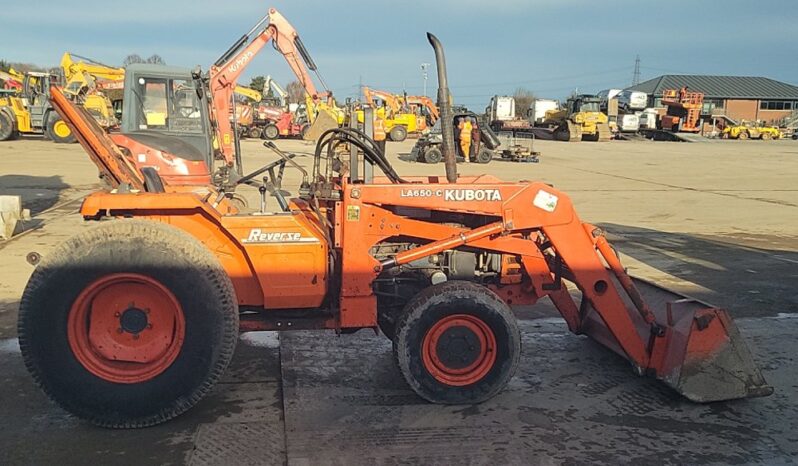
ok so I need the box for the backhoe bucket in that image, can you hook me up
[580,277,773,402]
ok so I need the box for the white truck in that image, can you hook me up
[486,96,516,122]
[486,95,534,132]
[528,99,559,124]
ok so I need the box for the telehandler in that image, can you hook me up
[18,32,771,429]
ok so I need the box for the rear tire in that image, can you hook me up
[248,127,263,139]
[393,281,520,404]
[738,130,749,140]
[263,124,279,140]
[18,220,239,428]
[389,125,408,142]
[46,113,76,144]
[0,108,16,141]
[761,132,772,140]
[423,147,443,164]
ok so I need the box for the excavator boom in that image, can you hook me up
[209,8,334,163]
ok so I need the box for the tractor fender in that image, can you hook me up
[80,192,265,307]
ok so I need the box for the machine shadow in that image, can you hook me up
[0,174,71,215]
[599,223,798,318]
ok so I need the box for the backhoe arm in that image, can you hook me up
[209,8,331,164]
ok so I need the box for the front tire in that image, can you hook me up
[46,113,76,144]
[393,281,520,404]
[423,147,443,164]
[389,125,408,142]
[18,220,239,428]
[263,124,280,140]
[476,148,493,164]
[248,126,263,139]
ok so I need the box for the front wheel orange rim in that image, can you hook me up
[67,273,185,384]
[422,314,497,386]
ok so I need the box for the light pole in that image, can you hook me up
[420,63,430,97]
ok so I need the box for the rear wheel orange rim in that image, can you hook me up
[67,273,185,384]
[422,314,496,386]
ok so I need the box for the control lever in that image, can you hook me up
[262,141,309,191]
[258,185,267,213]
[263,177,289,212]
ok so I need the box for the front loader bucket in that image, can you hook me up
[303,110,339,142]
[580,277,773,402]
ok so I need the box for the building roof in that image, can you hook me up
[627,75,798,100]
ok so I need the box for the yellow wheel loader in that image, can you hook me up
[722,121,783,140]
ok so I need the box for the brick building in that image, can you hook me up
[628,75,798,125]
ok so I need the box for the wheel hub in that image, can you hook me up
[422,314,497,386]
[435,327,482,369]
[120,307,149,334]
[67,273,185,384]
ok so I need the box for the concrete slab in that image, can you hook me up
[0,335,285,466]
[279,315,798,465]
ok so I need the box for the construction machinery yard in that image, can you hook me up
[1,135,797,464]
[1,5,798,466]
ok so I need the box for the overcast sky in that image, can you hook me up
[2,0,797,109]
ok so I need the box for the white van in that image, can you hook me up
[618,113,640,132]
[636,108,658,129]
[618,90,647,111]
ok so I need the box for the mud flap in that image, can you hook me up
[303,111,339,142]
[579,276,772,402]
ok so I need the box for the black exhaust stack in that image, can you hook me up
[427,33,457,183]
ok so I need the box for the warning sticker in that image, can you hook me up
[346,205,361,221]
[533,190,558,212]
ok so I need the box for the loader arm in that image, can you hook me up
[342,177,772,402]
[209,8,333,164]
[49,86,144,191]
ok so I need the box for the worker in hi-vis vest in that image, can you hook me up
[457,117,472,163]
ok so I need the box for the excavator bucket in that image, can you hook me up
[579,277,773,402]
[303,110,339,141]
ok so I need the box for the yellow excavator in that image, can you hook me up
[0,53,124,142]
[542,94,610,142]
[360,87,421,141]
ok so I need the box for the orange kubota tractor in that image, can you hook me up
[19,32,771,428]
[106,8,341,192]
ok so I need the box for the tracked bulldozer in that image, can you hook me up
[18,30,771,429]
[542,94,611,142]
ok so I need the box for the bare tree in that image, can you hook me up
[123,54,144,66]
[146,54,166,65]
[513,87,535,118]
[285,80,305,104]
